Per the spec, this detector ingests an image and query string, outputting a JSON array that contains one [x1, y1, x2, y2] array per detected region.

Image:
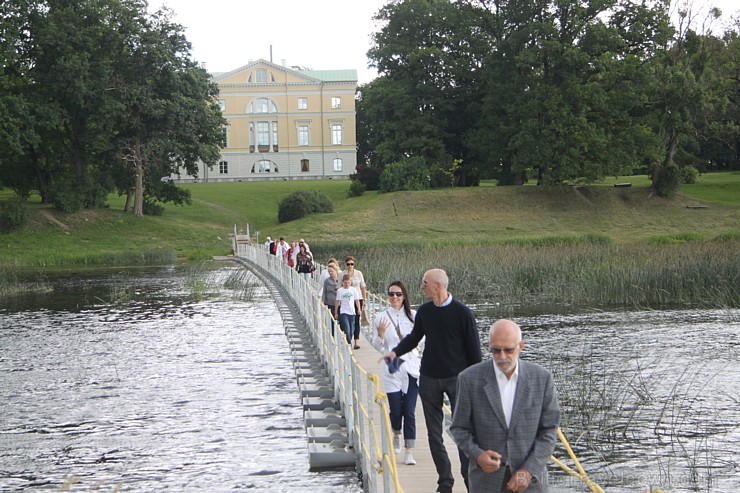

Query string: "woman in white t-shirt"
[[372, 280, 422, 466]]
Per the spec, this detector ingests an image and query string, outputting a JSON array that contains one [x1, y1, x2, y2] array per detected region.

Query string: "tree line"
[[355, 0, 739, 195], [0, 0, 225, 217]]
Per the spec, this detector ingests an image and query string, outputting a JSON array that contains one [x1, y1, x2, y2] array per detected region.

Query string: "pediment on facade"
[[214, 59, 321, 85]]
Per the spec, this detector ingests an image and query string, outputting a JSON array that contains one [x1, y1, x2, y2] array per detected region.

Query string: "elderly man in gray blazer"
[[451, 319, 560, 492]]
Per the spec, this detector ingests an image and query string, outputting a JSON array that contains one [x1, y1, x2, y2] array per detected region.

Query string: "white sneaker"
[[393, 434, 402, 454], [404, 450, 416, 465]]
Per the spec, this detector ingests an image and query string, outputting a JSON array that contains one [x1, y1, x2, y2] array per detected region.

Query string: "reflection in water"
[[477, 307, 740, 493], [0, 264, 361, 492]]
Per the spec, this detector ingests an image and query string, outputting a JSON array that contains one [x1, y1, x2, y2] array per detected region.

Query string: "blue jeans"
[[387, 376, 418, 447], [337, 313, 354, 344]]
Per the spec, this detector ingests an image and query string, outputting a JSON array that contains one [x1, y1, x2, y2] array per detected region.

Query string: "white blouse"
[[372, 307, 422, 393]]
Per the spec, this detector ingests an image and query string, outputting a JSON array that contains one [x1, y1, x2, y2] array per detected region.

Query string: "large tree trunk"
[[133, 161, 144, 217], [124, 189, 133, 212], [133, 137, 144, 217], [652, 128, 680, 193]]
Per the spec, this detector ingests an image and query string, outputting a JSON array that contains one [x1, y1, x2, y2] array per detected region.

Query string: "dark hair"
[[344, 255, 355, 264], [388, 280, 414, 323]]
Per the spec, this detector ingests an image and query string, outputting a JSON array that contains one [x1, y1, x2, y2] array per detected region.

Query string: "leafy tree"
[[646, 4, 735, 195], [366, 0, 489, 185], [0, 0, 224, 215], [110, 6, 224, 216]]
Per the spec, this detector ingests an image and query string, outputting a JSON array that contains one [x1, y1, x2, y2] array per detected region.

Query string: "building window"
[[221, 126, 228, 148], [256, 69, 268, 83], [218, 100, 226, 112], [331, 97, 341, 109], [251, 160, 278, 173], [249, 97, 277, 114], [298, 97, 307, 110], [333, 158, 343, 172], [301, 159, 309, 172], [257, 122, 270, 146], [331, 123, 343, 145], [219, 161, 228, 174], [298, 125, 309, 146]]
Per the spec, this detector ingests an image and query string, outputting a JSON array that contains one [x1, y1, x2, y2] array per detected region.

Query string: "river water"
[[476, 305, 740, 493], [1, 264, 738, 492], [0, 264, 360, 492]]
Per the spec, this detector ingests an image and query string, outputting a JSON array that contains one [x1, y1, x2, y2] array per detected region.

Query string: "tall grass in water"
[[3, 249, 177, 268], [312, 237, 739, 308], [184, 262, 259, 301], [0, 269, 51, 296]]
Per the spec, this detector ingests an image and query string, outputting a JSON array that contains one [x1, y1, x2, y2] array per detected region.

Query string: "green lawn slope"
[[1, 171, 739, 268]]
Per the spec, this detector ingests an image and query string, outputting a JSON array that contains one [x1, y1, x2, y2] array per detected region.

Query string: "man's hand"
[[476, 450, 501, 474], [506, 468, 532, 492]]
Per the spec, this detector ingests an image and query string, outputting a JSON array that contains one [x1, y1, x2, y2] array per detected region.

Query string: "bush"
[[652, 164, 680, 197], [349, 164, 383, 191], [347, 180, 366, 197], [277, 189, 333, 223], [49, 174, 110, 212], [142, 198, 165, 216], [679, 166, 700, 184], [379, 157, 432, 193], [0, 196, 29, 232]]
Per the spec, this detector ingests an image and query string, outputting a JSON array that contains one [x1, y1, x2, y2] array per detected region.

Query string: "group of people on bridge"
[[261, 241, 561, 493]]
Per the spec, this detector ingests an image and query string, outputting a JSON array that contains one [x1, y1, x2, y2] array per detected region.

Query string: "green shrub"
[[649, 232, 704, 244], [679, 166, 700, 184], [0, 196, 29, 232], [348, 180, 366, 197], [713, 231, 740, 242], [142, 198, 165, 216], [379, 157, 432, 193], [277, 189, 333, 223], [49, 174, 109, 212], [652, 164, 680, 197]]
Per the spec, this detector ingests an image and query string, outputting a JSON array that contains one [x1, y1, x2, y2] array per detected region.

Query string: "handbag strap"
[[386, 309, 403, 340]]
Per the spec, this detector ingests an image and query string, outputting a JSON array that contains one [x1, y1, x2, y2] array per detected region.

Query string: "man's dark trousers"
[[419, 374, 469, 491]]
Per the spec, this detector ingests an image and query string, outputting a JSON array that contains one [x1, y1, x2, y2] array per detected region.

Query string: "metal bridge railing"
[[235, 242, 403, 492]]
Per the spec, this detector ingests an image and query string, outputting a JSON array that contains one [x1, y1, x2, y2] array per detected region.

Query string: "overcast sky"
[[151, 0, 738, 85]]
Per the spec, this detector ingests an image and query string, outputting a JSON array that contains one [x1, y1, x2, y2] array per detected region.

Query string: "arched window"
[[251, 160, 279, 173], [247, 98, 278, 114]]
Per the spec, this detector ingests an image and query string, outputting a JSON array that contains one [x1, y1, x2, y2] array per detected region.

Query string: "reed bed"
[[0, 268, 51, 297], [0, 249, 177, 268], [312, 238, 740, 309]]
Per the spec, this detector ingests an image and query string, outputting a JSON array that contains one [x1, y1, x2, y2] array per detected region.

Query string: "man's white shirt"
[[493, 359, 519, 428]]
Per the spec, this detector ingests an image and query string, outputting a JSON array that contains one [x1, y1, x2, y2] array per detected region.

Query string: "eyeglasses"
[[491, 346, 518, 355], [387, 291, 404, 297], [345, 262, 354, 266]]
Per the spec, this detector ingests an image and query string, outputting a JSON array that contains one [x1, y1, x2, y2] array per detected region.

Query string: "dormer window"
[[247, 68, 276, 83]]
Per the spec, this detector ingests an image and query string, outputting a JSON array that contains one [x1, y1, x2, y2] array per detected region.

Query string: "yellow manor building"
[[180, 59, 358, 182]]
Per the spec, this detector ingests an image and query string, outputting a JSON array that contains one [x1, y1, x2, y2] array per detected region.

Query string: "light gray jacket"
[[451, 359, 560, 492]]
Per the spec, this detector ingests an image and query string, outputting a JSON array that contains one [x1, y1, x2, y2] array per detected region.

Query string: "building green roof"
[[298, 69, 358, 82]]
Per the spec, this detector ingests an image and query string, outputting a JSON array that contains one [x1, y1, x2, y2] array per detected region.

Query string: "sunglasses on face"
[[346, 262, 354, 266], [491, 346, 518, 355], [387, 291, 404, 297]]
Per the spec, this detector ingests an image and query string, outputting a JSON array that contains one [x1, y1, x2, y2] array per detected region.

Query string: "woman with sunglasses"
[[341, 256, 367, 349], [372, 281, 422, 466]]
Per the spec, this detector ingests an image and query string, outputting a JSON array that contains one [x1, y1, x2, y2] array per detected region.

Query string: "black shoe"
[[436, 486, 453, 493]]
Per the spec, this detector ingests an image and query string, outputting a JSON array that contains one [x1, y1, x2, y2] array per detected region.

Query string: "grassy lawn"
[[1, 171, 738, 268]]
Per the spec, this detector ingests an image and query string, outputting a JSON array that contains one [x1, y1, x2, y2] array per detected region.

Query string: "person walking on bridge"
[[388, 268, 482, 493], [450, 319, 559, 492]]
